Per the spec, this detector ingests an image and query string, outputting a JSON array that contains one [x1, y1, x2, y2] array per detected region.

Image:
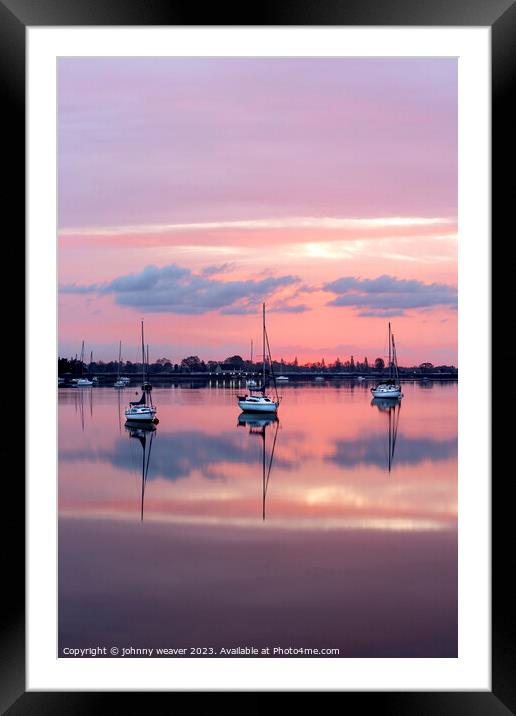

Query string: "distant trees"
[[221, 355, 245, 371], [180, 355, 207, 372], [57, 352, 457, 377]]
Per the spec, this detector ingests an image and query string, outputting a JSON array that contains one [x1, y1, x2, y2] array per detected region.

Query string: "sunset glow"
[[58, 58, 457, 365]]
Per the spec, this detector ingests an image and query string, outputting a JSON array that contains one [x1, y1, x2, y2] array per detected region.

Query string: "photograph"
[[6, 2, 508, 705], [57, 56, 459, 659]]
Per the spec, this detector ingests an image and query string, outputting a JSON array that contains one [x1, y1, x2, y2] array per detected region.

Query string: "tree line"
[[58, 355, 457, 376]]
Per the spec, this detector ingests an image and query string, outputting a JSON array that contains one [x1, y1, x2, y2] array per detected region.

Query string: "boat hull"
[[237, 399, 279, 413], [124, 407, 157, 421], [370, 384, 402, 399]]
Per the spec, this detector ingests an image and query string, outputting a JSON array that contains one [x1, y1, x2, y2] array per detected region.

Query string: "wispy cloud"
[[200, 262, 236, 277], [60, 215, 454, 237], [60, 263, 304, 315], [323, 274, 457, 317]]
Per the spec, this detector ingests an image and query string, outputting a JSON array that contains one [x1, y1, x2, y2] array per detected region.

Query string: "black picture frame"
[[5, 0, 513, 710]]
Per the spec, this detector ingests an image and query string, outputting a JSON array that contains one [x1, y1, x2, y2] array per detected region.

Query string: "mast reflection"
[[74, 387, 93, 432], [371, 398, 401, 473], [237, 412, 279, 521], [125, 422, 156, 521]]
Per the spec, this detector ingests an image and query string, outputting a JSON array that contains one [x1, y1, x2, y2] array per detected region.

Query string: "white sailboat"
[[237, 303, 281, 414], [371, 323, 403, 399], [114, 341, 126, 388], [73, 341, 94, 386], [125, 321, 158, 423]]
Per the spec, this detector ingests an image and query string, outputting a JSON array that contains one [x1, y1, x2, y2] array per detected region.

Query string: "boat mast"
[[117, 340, 122, 380], [250, 339, 253, 365], [141, 321, 145, 384], [81, 340, 85, 376], [262, 303, 266, 389], [388, 323, 392, 380]]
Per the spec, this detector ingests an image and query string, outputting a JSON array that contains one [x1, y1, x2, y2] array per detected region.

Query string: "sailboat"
[[73, 340, 94, 386], [238, 412, 279, 520], [371, 397, 401, 473], [124, 321, 158, 422], [237, 303, 281, 413], [114, 341, 126, 388], [126, 422, 156, 521], [371, 323, 403, 399]]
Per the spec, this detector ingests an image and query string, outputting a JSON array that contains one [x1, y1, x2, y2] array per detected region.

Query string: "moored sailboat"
[[246, 339, 258, 387], [73, 341, 94, 386], [237, 303, 281, 414], [125, 321, 158, 423], [114, 340, 126, 388], [371, 323, 403, 399]]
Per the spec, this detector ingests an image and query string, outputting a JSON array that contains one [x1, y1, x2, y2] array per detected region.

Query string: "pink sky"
[[58, 58, 457, 365]]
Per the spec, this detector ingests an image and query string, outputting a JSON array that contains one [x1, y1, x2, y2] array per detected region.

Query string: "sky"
[[58, 58, 457, 366]]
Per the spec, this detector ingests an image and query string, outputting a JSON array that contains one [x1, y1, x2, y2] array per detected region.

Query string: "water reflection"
[[73, 387, 93, 431], [237, 413, 279, 521], [125, 422, 156, 521], [59, 384, 458, 656], [371, 398, 401, 473], [59, 384, 458, 529]]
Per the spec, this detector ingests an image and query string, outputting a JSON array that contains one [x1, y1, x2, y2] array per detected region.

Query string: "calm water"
[[59, 381, 457, 657]]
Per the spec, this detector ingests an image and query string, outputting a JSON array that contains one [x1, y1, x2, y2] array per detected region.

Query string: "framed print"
[[4, 0, 513, 709]]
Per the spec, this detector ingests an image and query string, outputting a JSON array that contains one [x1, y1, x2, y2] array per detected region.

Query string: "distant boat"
[[371, 323, 403, 400], [276, 375, 289, 382], [357, 376, 366, 382], [114, 340, 125, 388], [314, 376, 324, 382], [237, 303, 281, 414], [72, 341, 93, 386], [246, 338, 259, 387], [125, 321, 158, 422], [74, 378, 94, 386]]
